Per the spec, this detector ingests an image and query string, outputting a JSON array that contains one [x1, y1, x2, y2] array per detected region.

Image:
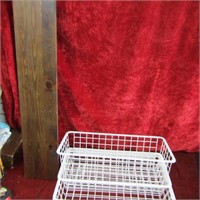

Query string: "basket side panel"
[[53, 181, 175, 200], [71, 132, 164, 152]]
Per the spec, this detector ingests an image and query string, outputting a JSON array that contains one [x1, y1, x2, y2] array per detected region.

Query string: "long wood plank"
[[13, 0, 58, 179]]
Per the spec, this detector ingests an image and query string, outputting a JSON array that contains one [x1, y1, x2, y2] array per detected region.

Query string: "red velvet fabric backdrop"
[[1, 1, 20, 128], [1, 1, 199, 152]]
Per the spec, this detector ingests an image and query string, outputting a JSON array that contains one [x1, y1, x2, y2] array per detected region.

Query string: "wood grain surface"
[[13, 0, 58, 179]]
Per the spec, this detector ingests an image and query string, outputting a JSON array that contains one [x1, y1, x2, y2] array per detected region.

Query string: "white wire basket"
[[53, 180, 176, 200], [54, 131, 176, 200], [57, 131, 175, 172], [57, 152, 171, 186]]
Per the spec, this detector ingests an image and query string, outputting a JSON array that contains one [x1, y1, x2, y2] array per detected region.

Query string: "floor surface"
[[2, 152, 199, 199]]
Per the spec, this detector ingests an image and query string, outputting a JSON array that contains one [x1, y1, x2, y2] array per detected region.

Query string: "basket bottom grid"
[[53, 180, 175, 200]]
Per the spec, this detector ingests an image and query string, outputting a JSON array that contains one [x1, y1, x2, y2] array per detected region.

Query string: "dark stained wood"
[[1, 129, 22, 169], [13, 0, 58, 179]]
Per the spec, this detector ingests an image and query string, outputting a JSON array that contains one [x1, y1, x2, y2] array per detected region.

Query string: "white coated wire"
[[54, 131, 176, 200], [53, 180, 176, 200]]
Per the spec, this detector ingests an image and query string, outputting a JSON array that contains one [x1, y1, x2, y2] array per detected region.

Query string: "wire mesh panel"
[[54, 131, 176, 200], [58, 153, 171, 187], [53, 180, 176, 200], [57, 131, 175, 172]]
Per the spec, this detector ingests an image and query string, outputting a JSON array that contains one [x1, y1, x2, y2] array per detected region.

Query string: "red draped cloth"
[[1, 1, 20, 128], [1, 1, 199, 152]]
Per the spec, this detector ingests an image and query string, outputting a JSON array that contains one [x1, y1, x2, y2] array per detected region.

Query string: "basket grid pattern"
[[54, 180, 175, 200], [58, 132, 175, 172], [54, 131, 176, 200], [59, 153, 170, 187]]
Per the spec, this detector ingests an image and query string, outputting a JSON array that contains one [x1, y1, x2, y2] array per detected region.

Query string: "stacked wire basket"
[[53, 131, 176, 200]]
